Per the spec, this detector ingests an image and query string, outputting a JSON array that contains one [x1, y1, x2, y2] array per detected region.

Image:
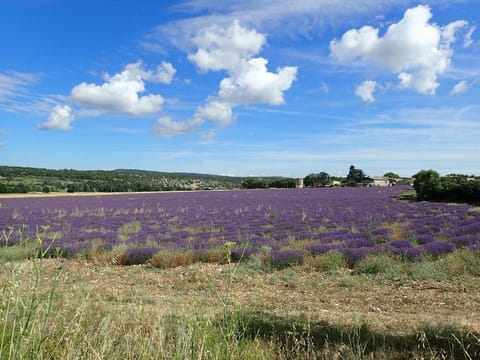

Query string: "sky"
[[0, 0, 479, 178]]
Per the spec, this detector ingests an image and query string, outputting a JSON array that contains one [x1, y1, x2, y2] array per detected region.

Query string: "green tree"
[[413, 170, 441, 201], [384, 172, 400, 185], [0, 183, 8, 193], [13, 183, 28, 193], [384, 172, 400, 179], [345, 165, 366, 186], [304, 172, 331, 187], [241, 178, 268, 189]]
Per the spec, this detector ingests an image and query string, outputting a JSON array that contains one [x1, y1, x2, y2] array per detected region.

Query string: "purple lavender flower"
[[119, 247, 161, 265], [450, 235, 477, 248], [230, 247, 260, 261], [305, 243, 336, 255], [0, 185, 476, 262], [461, 221, 480, 234], [423, 241, 455, 258], [269, 249, 305, 268], [415, 234, 435, 244], [388, 239, 412, 249], [389, 247, 423, 260], [339, 247, 370, 265]]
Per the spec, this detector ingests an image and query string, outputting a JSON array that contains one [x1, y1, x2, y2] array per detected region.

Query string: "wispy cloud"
[[0, 71, 68, 117], [149, 0, 472, 50], [451, 80, 469, 94], [0, 71, 39, 101]]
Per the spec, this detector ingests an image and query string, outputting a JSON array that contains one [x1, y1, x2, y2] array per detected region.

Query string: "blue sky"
[[1, 0, 479, 178]]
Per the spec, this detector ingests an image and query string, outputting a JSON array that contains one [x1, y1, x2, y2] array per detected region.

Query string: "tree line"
[[413, 170, 480, 203]]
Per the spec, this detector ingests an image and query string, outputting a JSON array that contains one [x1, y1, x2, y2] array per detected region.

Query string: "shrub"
[[194, 248, 226, 263], [440, 250, 480, 277], [410, 261, 447, 281], [269, 249, 305, 269], [118, 247, 160, 265], [308, 251, 348, 272], [354, 254, 402, 277], [150, 250, 196, 269]]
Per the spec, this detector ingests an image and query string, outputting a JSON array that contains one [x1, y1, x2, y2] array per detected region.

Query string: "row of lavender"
[[1, 187, 479, 262]]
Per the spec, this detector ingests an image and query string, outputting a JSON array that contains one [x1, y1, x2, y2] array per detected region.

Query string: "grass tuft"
[[150, 250, 197, 269], [304, 251, 348, 273]]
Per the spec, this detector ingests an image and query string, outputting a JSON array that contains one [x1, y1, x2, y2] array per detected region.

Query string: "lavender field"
[[1, 187, 480, 265]]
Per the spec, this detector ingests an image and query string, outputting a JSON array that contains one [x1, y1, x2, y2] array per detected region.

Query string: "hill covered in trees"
[[0, 166, 300, 194], [0, 166, 247, 193]]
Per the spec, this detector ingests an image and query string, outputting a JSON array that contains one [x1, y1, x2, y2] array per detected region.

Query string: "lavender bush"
[[269, 249, 305, 268], [118, 247, 161, 265]]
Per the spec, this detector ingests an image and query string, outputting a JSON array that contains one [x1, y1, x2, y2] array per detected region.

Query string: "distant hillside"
[[0, 165, 297, 194], [113, 169, 229, 178], [0, 165, 245, 193]]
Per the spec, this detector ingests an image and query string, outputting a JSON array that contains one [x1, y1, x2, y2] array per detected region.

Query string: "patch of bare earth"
[[5, 259, 480, 335]]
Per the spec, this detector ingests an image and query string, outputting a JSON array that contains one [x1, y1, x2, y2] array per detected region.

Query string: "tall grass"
[[2, 231, 480, 359], [2, 256, 480, 359]]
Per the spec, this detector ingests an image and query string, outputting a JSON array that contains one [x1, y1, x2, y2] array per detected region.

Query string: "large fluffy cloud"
[[159, 20, 297, 133], [37, 105, 75, 131], [330, 5, 468, 95], [70, 61, 175, 115], [188, 20, 266, 73]]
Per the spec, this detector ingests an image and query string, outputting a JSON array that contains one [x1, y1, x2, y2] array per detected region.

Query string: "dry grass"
[[4, 258, 479, 336], [2, 257, 480, 358]]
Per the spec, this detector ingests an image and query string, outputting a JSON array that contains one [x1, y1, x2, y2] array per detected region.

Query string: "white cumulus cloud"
[[355, 80, 377, 102], [330, 5, 468, 95], [37, 105, 75, 131], [181, 21, 297, 127], [451, 80, 468, 94], [145, 61, 177, 84], [188, 20, 266, 73], [71, 61, 175, 115], [195, 100, 233, 125]]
